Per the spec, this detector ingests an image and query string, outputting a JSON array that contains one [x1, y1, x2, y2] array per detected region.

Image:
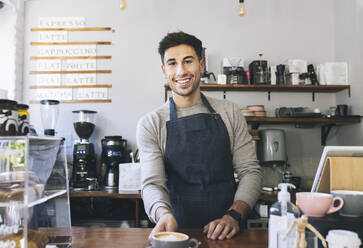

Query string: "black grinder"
[[101, 136, 128, 189]]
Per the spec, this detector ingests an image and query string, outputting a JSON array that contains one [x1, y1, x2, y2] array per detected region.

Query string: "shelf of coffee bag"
[[163, 84, 350, 101]]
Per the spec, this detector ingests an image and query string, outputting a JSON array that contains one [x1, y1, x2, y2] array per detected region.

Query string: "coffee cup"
[[152, 232, 199, 248], [296, 192, 344, 217]]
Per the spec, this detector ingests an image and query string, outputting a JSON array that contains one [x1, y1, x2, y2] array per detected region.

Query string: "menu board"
[[29, 16, 112, 103]]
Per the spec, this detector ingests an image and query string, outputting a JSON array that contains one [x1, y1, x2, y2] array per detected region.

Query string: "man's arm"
[[203, 101, 262, 240], [136, 115, 174, 223]]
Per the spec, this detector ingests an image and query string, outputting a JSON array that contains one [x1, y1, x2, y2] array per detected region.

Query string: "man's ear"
[[161, 64, 166, 78], [200, 58, 205, 73]]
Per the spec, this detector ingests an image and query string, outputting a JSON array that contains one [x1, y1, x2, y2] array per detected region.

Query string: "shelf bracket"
[[223, 90, 226, 99], [348, 87, 351, 98], [268, 91, 271, 101], [321, 124, 335, 146], [312, 91, 315, 102]]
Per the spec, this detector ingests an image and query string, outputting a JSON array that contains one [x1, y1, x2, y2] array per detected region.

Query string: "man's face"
[[162, 44, 204, 98]]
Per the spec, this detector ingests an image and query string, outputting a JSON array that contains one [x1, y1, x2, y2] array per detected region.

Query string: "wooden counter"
[[71, 227, 267, 248]]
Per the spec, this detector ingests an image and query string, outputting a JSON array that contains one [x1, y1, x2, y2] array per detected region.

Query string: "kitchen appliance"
[[275, 107, 322, 118], [0, 99, 18, 136], [101, 136, 128, 188], [222, 57, 248, 84], [257, 129, 287, 164], [200, 47, 216, 84], [40, 99, 59, 136], [275, 64, 286, 85], [249, 54, 270, 84], [71, 110, 97, 190], [17, 104, 29, 135]]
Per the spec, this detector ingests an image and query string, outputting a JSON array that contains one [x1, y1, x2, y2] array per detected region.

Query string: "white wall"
[[0, 0, 24, 100], [21, 0, 360, 188]]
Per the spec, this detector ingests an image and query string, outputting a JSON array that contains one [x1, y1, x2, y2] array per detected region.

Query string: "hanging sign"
[[34, 88, 73, 100], [36, 74, 61, 86], [38, 31, 68, 42], [38, 17, 86, 28], [73, 88, 108, 100], [62, 59, 97, 71], [63, 74, 97, 85], [37, 45, 97, 57]]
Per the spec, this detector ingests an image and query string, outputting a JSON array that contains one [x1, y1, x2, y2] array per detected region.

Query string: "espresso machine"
[[101, 136, 128, 189], [71, 110, 97, 190]]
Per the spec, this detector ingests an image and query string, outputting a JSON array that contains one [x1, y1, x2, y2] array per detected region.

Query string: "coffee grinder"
[[71, 110, 97, 190], [101, 136, 128, 189]]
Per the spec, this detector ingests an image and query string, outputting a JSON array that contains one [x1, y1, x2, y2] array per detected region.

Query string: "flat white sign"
[[63, 74, 97, 85], [36, 59, 61, 71], [38, 31, 68, 42], [38, 17, 86, 28], [62, 59, 97, 71], [36, 74, 61, 85], [34, 88, 72, 100], [73, 88, 108, 100], [37, 45, 97, 57]]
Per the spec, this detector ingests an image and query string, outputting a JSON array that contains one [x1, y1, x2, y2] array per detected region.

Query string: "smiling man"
[[136, 31, 262, 241]]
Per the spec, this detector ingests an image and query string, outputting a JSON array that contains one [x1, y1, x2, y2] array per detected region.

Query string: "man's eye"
[[168, 62, 176, 66], [184, 60, 192, 64]]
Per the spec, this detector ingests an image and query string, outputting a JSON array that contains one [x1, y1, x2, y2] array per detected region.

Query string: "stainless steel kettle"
[[257, 129, 287, 164]]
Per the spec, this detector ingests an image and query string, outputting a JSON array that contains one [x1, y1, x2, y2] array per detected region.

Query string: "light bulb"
[[120, 0, 127, 10], [238, 1, 245, 16]]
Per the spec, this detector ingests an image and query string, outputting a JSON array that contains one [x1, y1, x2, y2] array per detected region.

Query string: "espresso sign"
[[63, 74, 97, 85], [74, 88, 108, 100], [38, 31, 68, 42], [34, 88, 73, 100], [38, 17, 86, 28], [37, 45, 97, 57]]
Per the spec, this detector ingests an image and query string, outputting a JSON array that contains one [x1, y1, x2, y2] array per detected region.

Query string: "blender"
[[71, 110, 97, 190], [40, 99, 59, 136]]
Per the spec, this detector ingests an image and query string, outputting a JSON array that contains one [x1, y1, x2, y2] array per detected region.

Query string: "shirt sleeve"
[[230, 103, 263, 209], [136, 115, 172, 223]]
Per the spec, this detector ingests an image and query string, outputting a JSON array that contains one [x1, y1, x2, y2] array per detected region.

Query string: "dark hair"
[[158, 31, 203, 63]]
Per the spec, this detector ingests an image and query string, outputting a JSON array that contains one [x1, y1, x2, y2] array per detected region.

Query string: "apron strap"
[[169, 93, 217, 121]]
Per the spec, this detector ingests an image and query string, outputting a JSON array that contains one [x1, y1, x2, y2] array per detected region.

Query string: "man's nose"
[[176, 63, 186, 75]]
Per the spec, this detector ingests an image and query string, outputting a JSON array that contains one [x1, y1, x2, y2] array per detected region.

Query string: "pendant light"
[[120, 0, 127, 10], [238, 0, 245, 16]]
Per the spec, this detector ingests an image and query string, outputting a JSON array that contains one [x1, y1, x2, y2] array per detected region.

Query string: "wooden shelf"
[[30, 70, 112, 74], [30, 99, 111, 104], [246, 116, 361, 146], [30, 27, 112, 31], [30, 41, 111, 46], [245, 116, 361, 125], [163, 83, 351, 101], [30, 56, 112, 60], [30, 84, 112, 89]]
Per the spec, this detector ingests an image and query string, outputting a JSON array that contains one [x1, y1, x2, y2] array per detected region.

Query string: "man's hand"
[[148, 212, 178, 241], [202, 215, 240, 240]]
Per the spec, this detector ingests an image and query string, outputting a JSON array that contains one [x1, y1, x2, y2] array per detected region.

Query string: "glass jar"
[[0, 99, 19, 136]]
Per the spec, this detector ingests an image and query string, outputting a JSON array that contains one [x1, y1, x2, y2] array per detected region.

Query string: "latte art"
[[154, 233, 187, 241]]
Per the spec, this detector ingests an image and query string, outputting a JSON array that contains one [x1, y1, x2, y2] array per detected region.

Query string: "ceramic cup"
[[152, 232, 199, 248], [331, 190, 363, 217], [296, 192, 344, 217]]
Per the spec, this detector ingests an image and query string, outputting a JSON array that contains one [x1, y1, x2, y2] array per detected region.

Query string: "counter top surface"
[[71, 227, 267, 248]]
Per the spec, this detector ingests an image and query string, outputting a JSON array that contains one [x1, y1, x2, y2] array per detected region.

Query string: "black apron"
[[165, 93, 236, 228]]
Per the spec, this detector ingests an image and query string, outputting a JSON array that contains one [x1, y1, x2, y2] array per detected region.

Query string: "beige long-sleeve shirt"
[[136, 95, 262, 223]]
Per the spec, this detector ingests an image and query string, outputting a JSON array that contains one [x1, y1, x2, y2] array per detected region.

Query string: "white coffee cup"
[[152, 232, 199, 248], [326, 230, 361, 248], [217, 74, 227, 84]]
